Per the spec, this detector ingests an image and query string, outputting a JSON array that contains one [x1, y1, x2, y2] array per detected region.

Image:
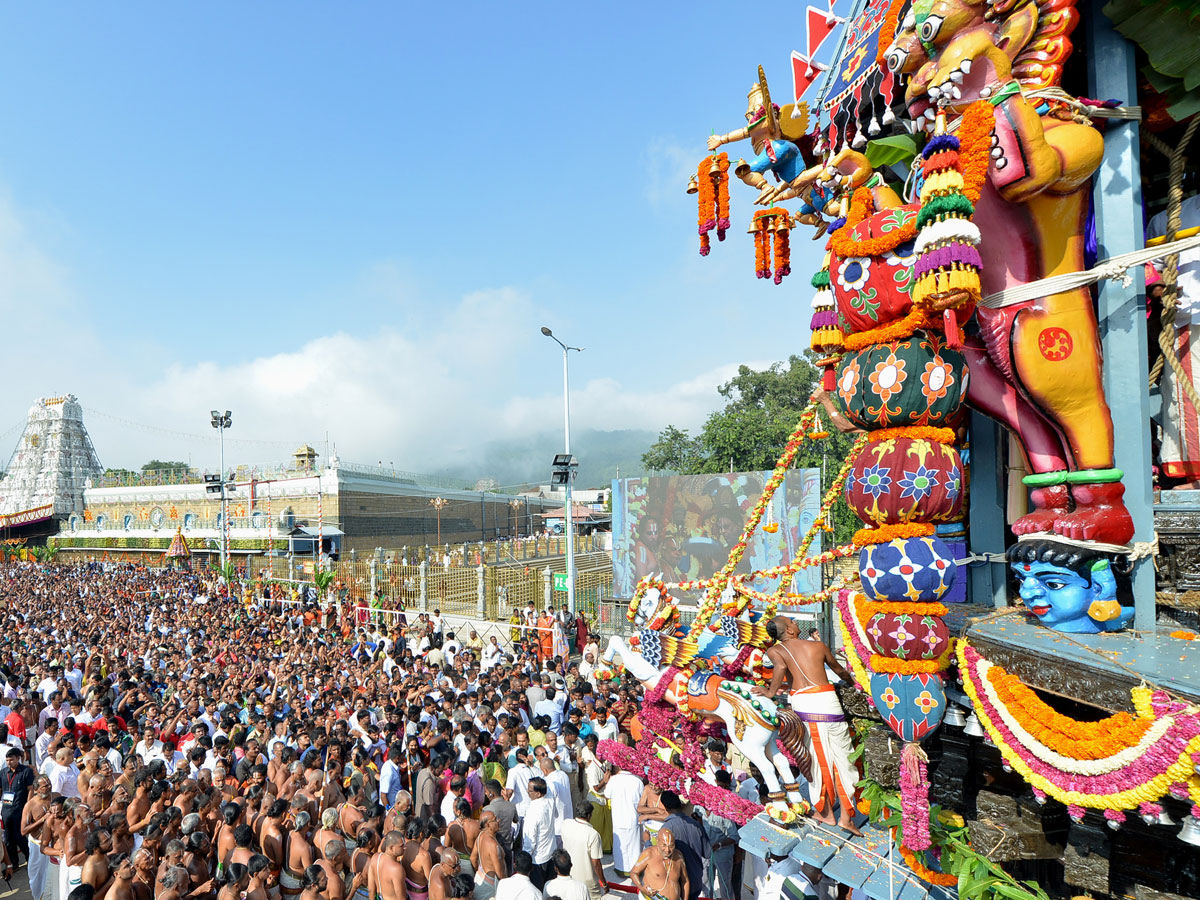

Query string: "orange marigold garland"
[[876, 0, 908, 68], [853, 522, 937, 546], [842, 307, 934, 351], [830, 188, 917, 259], [752, 208, 792, 283], [870, 653, 951, 675], [866, 425, 957, 444], [900, 847, 958, 887], [697, 153, 730, 256]]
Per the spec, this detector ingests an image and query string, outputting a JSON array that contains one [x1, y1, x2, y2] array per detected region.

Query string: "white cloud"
[[643, 136, 699, 212]]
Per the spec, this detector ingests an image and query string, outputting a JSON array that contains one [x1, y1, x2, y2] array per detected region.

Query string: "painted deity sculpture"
[[872, 0, 1134, 547], [1006, 539, 1131, 633]]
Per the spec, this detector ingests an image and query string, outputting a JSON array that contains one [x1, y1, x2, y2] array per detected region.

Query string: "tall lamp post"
[[541, 326, 583, 615], [430, 497, 448, 548], [210, 410, 232, 572], [509, 499, 522, 537]]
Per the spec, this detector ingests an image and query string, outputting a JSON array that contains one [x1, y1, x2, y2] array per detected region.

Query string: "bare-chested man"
[[23, 776, 53, 900], [401, 819, 431, 900], [312, 809, 342, 863], [108, 854, 138, 900], [81, 829, 114, 896], [133, 847, 158, 900], [281, 810, 315, 899], [427, 848, 459, 900], [259, 798, 289, 887], [215, 804, 241, 873], [367, 831, 408, 900], [317, 840, 352, 900], [469, 811, 505, 900], [446, 798, 479, 875], [630, 828, 687, 900], [753, 615, 861, 834]]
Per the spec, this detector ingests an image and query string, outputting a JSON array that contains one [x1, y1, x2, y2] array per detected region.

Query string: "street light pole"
[[430, 497, 447, 548], [210, 410, 232, 573], [541, 326, 583, 616]]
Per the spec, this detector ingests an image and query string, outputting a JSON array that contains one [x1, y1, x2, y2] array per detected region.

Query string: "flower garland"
[[870, 653, 949, 674], [856, 597, 949, 619], [842, 307, 936, 351], [837, 589, 874, 691], [984, 663, 1152, 759], [853, 522, 937, 546], [876, 0, 908, 68], [754, 220, 770, 278], [774, 213, 791, 284], [900, 846, 958, 887], [829, 189, 918, 259], [955, 101, 995, 205], [689, 406, 819, 637], [900, 742, 932, 849], [867, 425, 957, 445], [958, 641, 1200, 810], [697, 153, 731, 256]]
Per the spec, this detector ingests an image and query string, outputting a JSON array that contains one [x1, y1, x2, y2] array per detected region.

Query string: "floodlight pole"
[[541, 327, 582, 616]]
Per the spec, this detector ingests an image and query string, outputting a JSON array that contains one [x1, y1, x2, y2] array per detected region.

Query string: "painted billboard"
[[611, 470, 822, 602]]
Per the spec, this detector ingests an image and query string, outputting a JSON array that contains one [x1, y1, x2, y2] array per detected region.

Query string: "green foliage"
[[103, 467, 137, 479], [641, 354, 859, 543], [857, 776, 1050, 900], [641, 426, 705, 474], [865, 133, 922, 169], [142, 460, 190, 472], [314, 568, 337, 594]]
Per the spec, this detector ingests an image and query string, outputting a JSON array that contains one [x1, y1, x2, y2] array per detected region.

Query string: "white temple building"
[[0, 395, 102, 528]]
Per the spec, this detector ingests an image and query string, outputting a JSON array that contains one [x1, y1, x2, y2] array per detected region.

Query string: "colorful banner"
[[610, 470, 822, 601], [0, 504, 54, 529]]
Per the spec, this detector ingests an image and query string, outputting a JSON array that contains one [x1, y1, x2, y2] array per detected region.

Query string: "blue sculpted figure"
[[1006, 539, 1132, 634]]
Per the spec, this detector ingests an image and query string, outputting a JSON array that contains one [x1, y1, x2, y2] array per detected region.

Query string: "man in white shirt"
[[495, 851, 542, 900], [559, 802, 606, 900], [135, 728, 165, 764], [504, 748, 535, 817], [34, 718, 58, 771], [48, 747, 80, 799], [537, 757, 572, 835], [533, 688, 563, 735], [521, 778, 556, 888], [541, 850, 589, 900]]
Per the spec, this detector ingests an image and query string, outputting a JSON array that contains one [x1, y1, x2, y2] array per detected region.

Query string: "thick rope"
[[1147, 116, 1200, 425], [978, 232, 1200, 309]]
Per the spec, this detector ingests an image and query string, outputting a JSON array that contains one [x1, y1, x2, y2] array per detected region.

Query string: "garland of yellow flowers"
[[763, 431, 869, 610], [853, 522, 936, 546], [842, 307, 936, 351], [837, 590, 874, 691], [957, 640, 1200, 809], [688, 405, 818, 638], [856, 598, 949, 618], [867, 425, 956, 444]]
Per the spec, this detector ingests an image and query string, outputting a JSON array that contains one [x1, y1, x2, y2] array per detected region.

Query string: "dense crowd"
[[0, 560, 770, 900]]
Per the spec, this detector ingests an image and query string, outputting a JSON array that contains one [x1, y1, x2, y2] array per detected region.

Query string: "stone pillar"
[[477, 564, 486, 617], [543, 566, 552, 609], [419, 561, 428, 612]]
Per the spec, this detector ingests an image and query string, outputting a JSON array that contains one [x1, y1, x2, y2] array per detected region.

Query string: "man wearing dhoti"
[[753, 616, 861, 834]]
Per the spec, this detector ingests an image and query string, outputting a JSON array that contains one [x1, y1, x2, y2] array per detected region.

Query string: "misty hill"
[[435, 428, 655, 491]]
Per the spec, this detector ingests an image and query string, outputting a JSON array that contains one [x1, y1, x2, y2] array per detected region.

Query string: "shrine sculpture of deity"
[[1006, 539, 1131, 633]]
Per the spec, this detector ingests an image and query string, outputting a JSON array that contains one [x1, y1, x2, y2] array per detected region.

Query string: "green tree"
[[642, 353, 859, 543], [142, 460, 189, 472], [640, 425, 706, 473]]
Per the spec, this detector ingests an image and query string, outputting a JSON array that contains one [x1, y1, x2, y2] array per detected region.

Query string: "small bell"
[[774, 215, 790, 233], [709, 157, 723, 181], [686, 175, 699, 195], [1180, 816, 1200, 846], [747, 219, 759, 234], [943, 704, 967, 728], [963, 712, 985, 737]]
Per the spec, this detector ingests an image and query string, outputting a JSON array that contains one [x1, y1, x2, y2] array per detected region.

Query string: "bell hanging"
[[687, 175, 699, 195], [1179, 815, 1200, 846], [943, 704, 967, 728], [963, 712, 985, 737], [709, 157, 723, 181]]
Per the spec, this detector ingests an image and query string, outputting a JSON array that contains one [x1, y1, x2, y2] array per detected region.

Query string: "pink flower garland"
[[900, 742, 931, 850], [962, 645, 1200, 802]]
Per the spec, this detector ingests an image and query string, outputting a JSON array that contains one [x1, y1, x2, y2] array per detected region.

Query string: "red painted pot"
[[866, 611, 950, 660], [845, 438, 964, 527]]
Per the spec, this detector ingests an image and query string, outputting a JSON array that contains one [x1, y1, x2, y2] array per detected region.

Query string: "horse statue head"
[[628, 575, 680, 633]]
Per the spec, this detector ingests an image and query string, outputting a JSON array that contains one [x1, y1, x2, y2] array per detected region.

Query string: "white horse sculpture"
[[600, 584, 811, 818]]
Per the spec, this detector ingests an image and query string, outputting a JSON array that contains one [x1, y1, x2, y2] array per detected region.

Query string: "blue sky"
[[0, 3, 831, 480]]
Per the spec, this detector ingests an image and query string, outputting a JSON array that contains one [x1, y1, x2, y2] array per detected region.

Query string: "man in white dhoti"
[[601, 761, 644, 877]]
